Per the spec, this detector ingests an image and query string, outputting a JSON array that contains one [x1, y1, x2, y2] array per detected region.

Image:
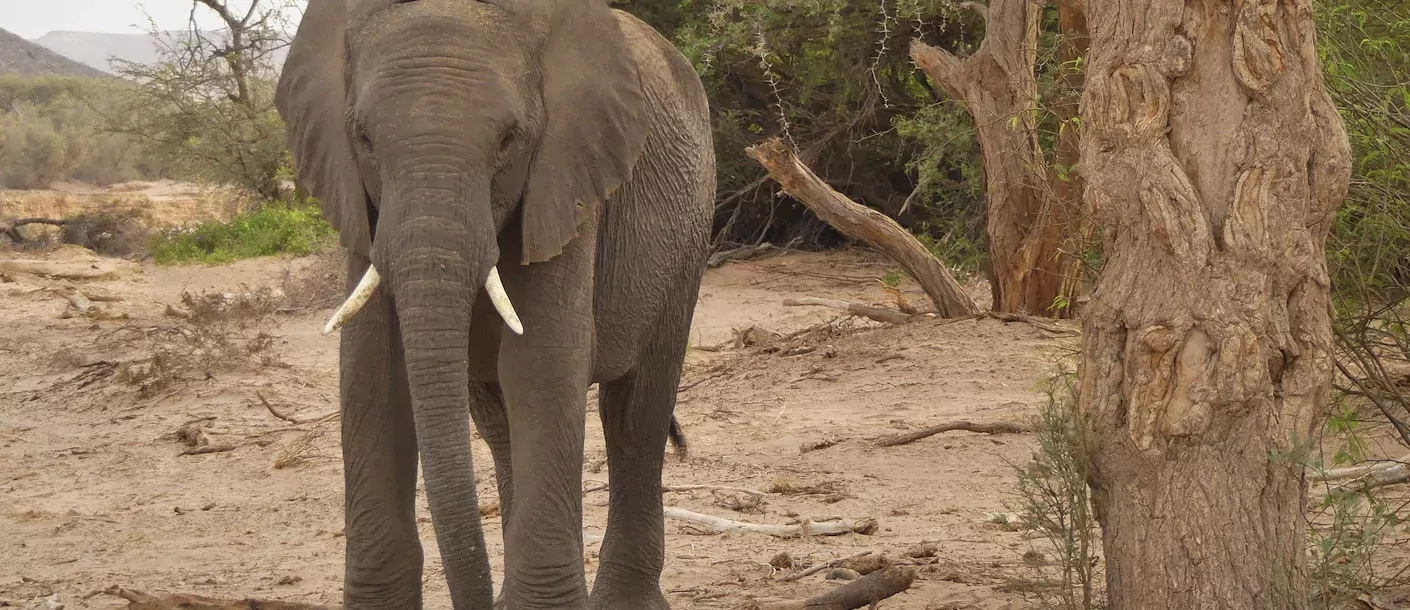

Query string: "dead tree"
[[746, 138, 978, 318], [1077, 1, 1352, 607], [909, 0, 1085, 317]]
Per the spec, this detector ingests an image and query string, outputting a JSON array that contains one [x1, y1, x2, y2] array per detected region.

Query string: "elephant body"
[[275, 1, 715, 608]]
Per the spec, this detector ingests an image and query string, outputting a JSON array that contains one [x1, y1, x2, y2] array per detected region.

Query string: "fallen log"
[[750, 566, 916, 609], [746, 138, 977, 318], [783, 298, 915, 324], [871, 420, 1028, 447], [664, 507, 876, 538], [103, 586, 339, 610]]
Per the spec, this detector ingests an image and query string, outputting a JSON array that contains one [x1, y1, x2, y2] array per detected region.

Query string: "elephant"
[[273, 0, 716, 608]]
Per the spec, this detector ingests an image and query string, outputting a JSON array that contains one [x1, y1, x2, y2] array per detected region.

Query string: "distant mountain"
[[0, 26, 109, 78], [29, 29, 290, 75], [30, 30, 170, 74]]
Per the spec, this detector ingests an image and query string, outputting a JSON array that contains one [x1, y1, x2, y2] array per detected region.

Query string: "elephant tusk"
[[485, 266, 524, 335], [323, 265, 381, 335]]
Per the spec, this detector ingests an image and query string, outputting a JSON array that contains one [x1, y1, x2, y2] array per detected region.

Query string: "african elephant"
[[273, 0, 715, 608]]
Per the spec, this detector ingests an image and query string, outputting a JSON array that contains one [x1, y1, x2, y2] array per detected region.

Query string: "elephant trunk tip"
[[322, 264, 524, 336]]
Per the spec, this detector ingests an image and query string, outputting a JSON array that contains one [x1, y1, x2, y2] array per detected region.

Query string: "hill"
[[30, 30, 168, 74], [29, 29, 290, 75], [0, 26, 108, 78]]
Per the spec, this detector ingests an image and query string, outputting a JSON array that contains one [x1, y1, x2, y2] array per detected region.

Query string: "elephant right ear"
[[276, 0, 372, 256]]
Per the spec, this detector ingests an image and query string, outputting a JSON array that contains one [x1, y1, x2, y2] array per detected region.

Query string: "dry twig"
[[777, 550, 875, 582], [871, 420, 1027, 447], [782, 298, 917, 324], [664, 507, 876, 537], [103, 586, 337, 609]]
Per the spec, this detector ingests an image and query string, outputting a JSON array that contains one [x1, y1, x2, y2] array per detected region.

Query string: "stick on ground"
[[778, 550, 875, 582], [752, 566, 917, 609], [745, 138, 977, 318], [103, 586, 338, 609], [664, 507, 876, 537], [783, 298, 915, 324], [871, 420, 1027, 447]]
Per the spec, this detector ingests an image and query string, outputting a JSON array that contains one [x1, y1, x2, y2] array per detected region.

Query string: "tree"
[[909, 0, 1087, 318], [1076, 1, 1352, 607], [106, 0, 294, 204]]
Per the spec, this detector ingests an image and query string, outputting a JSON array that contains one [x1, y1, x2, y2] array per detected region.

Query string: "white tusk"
[[323, 265, 381, 335], [484, 266, 524, 335]]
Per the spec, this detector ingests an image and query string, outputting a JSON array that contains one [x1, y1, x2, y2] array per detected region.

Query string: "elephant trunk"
[[384, 177, 498, 608]]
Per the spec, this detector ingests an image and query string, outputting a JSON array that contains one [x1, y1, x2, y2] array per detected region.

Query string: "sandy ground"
[[2, 181, 241, 228], [0, 240, 1085, 609]]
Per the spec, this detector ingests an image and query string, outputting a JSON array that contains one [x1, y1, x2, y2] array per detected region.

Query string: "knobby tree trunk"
[[909, 0, 1081, 318], [1077, 0, 1352, 607]]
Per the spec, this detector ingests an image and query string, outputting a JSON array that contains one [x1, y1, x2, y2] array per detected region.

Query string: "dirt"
[[0, 241, 1084, 609], [2, 181, 241, 229]]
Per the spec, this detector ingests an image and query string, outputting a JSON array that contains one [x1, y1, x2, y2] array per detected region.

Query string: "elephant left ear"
[[519, 3, 647, 265]]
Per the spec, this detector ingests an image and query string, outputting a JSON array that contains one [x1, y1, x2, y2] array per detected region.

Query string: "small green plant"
[[1011, 369, 1104, 610], [880, 269, 904, 288], [151, 201, 335, 265]]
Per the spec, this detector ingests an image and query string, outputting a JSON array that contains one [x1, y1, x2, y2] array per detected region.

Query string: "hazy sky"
[[1, 0, 304, 39]]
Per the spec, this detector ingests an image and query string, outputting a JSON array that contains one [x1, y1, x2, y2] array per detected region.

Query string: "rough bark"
[[1077, 0, 1352, 607], [909, 0, 1080, 317], [746, 138, 978, 318]]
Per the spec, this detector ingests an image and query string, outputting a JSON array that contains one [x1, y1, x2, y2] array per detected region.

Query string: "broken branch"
[[751, 566, 916, 610], [745, 138, 977, 318], [258, 392, 338, 425], [664, 507, 876, 538], [778, 550, 875, 582], [871, 420, 1027, 447], [783, 297, 916, 324], [103, 586, 338, 610]]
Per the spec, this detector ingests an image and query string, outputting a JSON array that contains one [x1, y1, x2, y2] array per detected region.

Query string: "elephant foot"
[[589, 589, 671, 610]]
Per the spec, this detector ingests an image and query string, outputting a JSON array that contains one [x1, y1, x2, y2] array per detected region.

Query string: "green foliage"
[[0, 76, 170, 188], [105, 4, 294, 204], [150, 201, 335, 265], [630, 0, 988, 250], [1012, 369, 1103, 610]]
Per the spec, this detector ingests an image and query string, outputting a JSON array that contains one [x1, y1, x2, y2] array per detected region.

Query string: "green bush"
[[151, 202, 336, 265], [0, 75, 170, 188]]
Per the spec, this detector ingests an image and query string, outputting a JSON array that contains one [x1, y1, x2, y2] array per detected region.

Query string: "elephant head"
[[275, 0, 648, 603]]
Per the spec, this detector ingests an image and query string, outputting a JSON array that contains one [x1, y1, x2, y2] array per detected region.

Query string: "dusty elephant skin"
[[274, 1, 715, 608]]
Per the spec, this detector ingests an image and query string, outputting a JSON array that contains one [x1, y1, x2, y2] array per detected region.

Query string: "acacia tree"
[[107, 0, 294, 204], [909, 0, 1088, 318], [1076, 0, 1351, 606]]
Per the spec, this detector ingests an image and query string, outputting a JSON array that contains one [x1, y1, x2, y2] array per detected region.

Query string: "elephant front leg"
[[466, 382, 514, 609], [496, 255, 595, 609], [339, 255, 424, 610]]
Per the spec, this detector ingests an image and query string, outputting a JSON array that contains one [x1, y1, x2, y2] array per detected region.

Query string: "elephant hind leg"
[[590, 298, 698, 610]]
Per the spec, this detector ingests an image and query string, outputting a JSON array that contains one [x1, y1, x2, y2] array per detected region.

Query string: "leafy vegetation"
[[0, 76, 171, 188], [150, 200, 335, 265]]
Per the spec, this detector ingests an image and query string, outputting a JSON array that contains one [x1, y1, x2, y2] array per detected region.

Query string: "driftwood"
[[871, 420, 1027, 447], [782, 298, 916, 324], [1, 217, 69, 241], [750, 567, 917, 610], [0, 258, 138, 280], [745, 138, 977, 318], [103, 586, 339, 610], [664, 507, 877, 538], [778, 550, 875, 582], [1315, 454, 1410, 481]]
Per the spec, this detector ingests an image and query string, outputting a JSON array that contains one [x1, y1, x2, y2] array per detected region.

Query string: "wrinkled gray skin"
[[274, 0, 714, 608]]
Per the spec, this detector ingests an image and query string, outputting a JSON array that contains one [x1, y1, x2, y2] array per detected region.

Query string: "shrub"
[[150, 201, 335, 265]]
